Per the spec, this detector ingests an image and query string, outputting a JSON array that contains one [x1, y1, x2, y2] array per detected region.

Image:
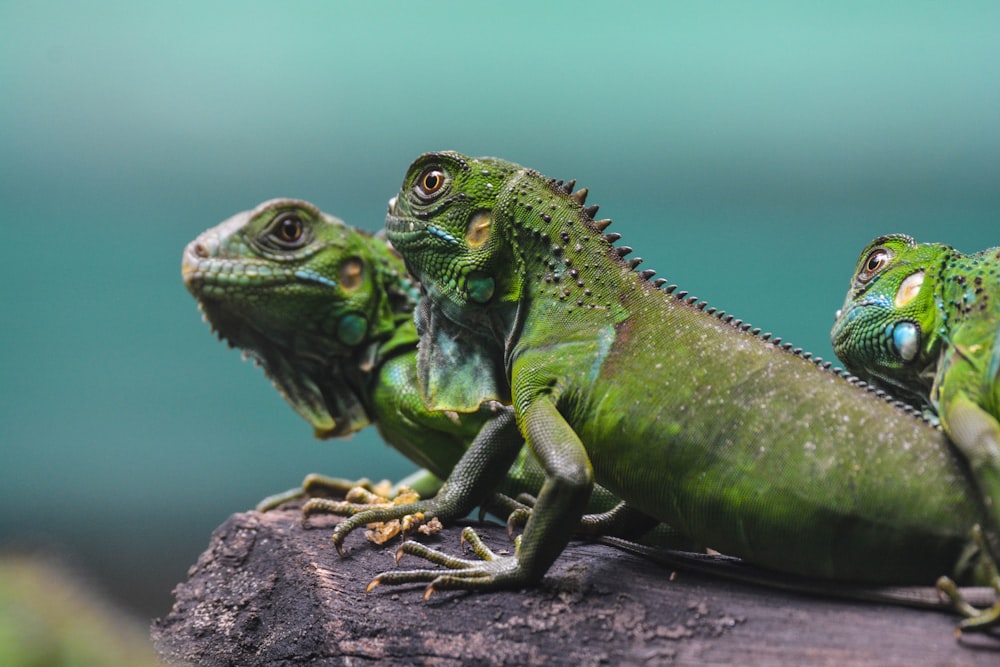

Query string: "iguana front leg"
[[369, 395, 593, 594], [315, 409, 525, 555], [935, 393, 1000, 629], [936, 525, 1000, 630]]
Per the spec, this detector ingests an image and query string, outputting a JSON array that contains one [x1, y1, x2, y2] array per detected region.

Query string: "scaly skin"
[[832, 234, 1000, 628], [181, 198, 662, 545], [378, 151, 996, 630]]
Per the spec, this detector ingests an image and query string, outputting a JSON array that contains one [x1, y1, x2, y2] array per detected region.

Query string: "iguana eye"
[[414, 167, 447, 200], [270, 213, 305, 247], [859, 249, 889, 283]]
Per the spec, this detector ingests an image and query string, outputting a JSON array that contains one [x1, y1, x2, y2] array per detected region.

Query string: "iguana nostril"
[[193, 242, 210, 258]]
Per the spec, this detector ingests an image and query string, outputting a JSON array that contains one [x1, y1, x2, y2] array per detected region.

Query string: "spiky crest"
[[386, 152, 935, 424], [563, 185, 938, 424]]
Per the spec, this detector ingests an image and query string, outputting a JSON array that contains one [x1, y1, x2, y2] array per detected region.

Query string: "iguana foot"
[[255, 474, 380, 512], [504, 497, 667, 544], [317, 491, 473, 555], [303, 486, 443, 553], [936, 577, 1000, 632], [367, 527, 528, 598], [935, 525, 1000, 632], [301, 481, 419, 518]]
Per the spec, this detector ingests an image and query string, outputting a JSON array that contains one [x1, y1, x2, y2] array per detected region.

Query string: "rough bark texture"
[[153, 506, 1000, 666]]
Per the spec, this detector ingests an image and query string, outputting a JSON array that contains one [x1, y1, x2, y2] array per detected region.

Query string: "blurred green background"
[[2, 1, 998, 625]]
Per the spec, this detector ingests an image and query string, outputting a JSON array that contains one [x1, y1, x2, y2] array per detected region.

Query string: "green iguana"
[[181, 199, 996, 619], [358, 151, 999, 631], [832, 234, 1000, 626], [181, 198, 661, 540]]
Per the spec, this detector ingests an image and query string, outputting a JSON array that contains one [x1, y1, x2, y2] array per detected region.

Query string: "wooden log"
[[152, 506, 999, 666]]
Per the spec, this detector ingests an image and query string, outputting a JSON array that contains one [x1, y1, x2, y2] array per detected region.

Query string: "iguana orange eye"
[[859, 249, 889, 282], [414, 167, 447, 200], [271, 213, 305, 246]]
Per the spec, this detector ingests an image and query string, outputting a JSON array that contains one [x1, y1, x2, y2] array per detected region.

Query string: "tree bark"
[[152, 506, 999, 666]]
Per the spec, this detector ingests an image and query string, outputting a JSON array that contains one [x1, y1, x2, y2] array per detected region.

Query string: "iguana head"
[[385, 151, 625, 314], [385, 151, 631, 412], [831, 233, 951, 407], [384, 152, 523, 316], [182, 198, 417, 438]]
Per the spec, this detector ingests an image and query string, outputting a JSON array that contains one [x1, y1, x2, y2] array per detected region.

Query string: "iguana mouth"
[[830, 294, 891, 347], [182, 244, 308, 293], [384, 209, 426, 252]]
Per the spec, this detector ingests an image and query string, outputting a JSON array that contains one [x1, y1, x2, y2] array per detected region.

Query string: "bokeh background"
[[2, 0, 998, 628]]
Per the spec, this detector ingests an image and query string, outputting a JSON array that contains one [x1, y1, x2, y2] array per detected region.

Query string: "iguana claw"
[[362, 528, 526, 596], [506, 509, 530, 537], [937, 576, 1000, 632]]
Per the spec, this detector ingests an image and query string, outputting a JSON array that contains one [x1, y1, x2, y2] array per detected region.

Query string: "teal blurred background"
[[2, 1, 998, 622]]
